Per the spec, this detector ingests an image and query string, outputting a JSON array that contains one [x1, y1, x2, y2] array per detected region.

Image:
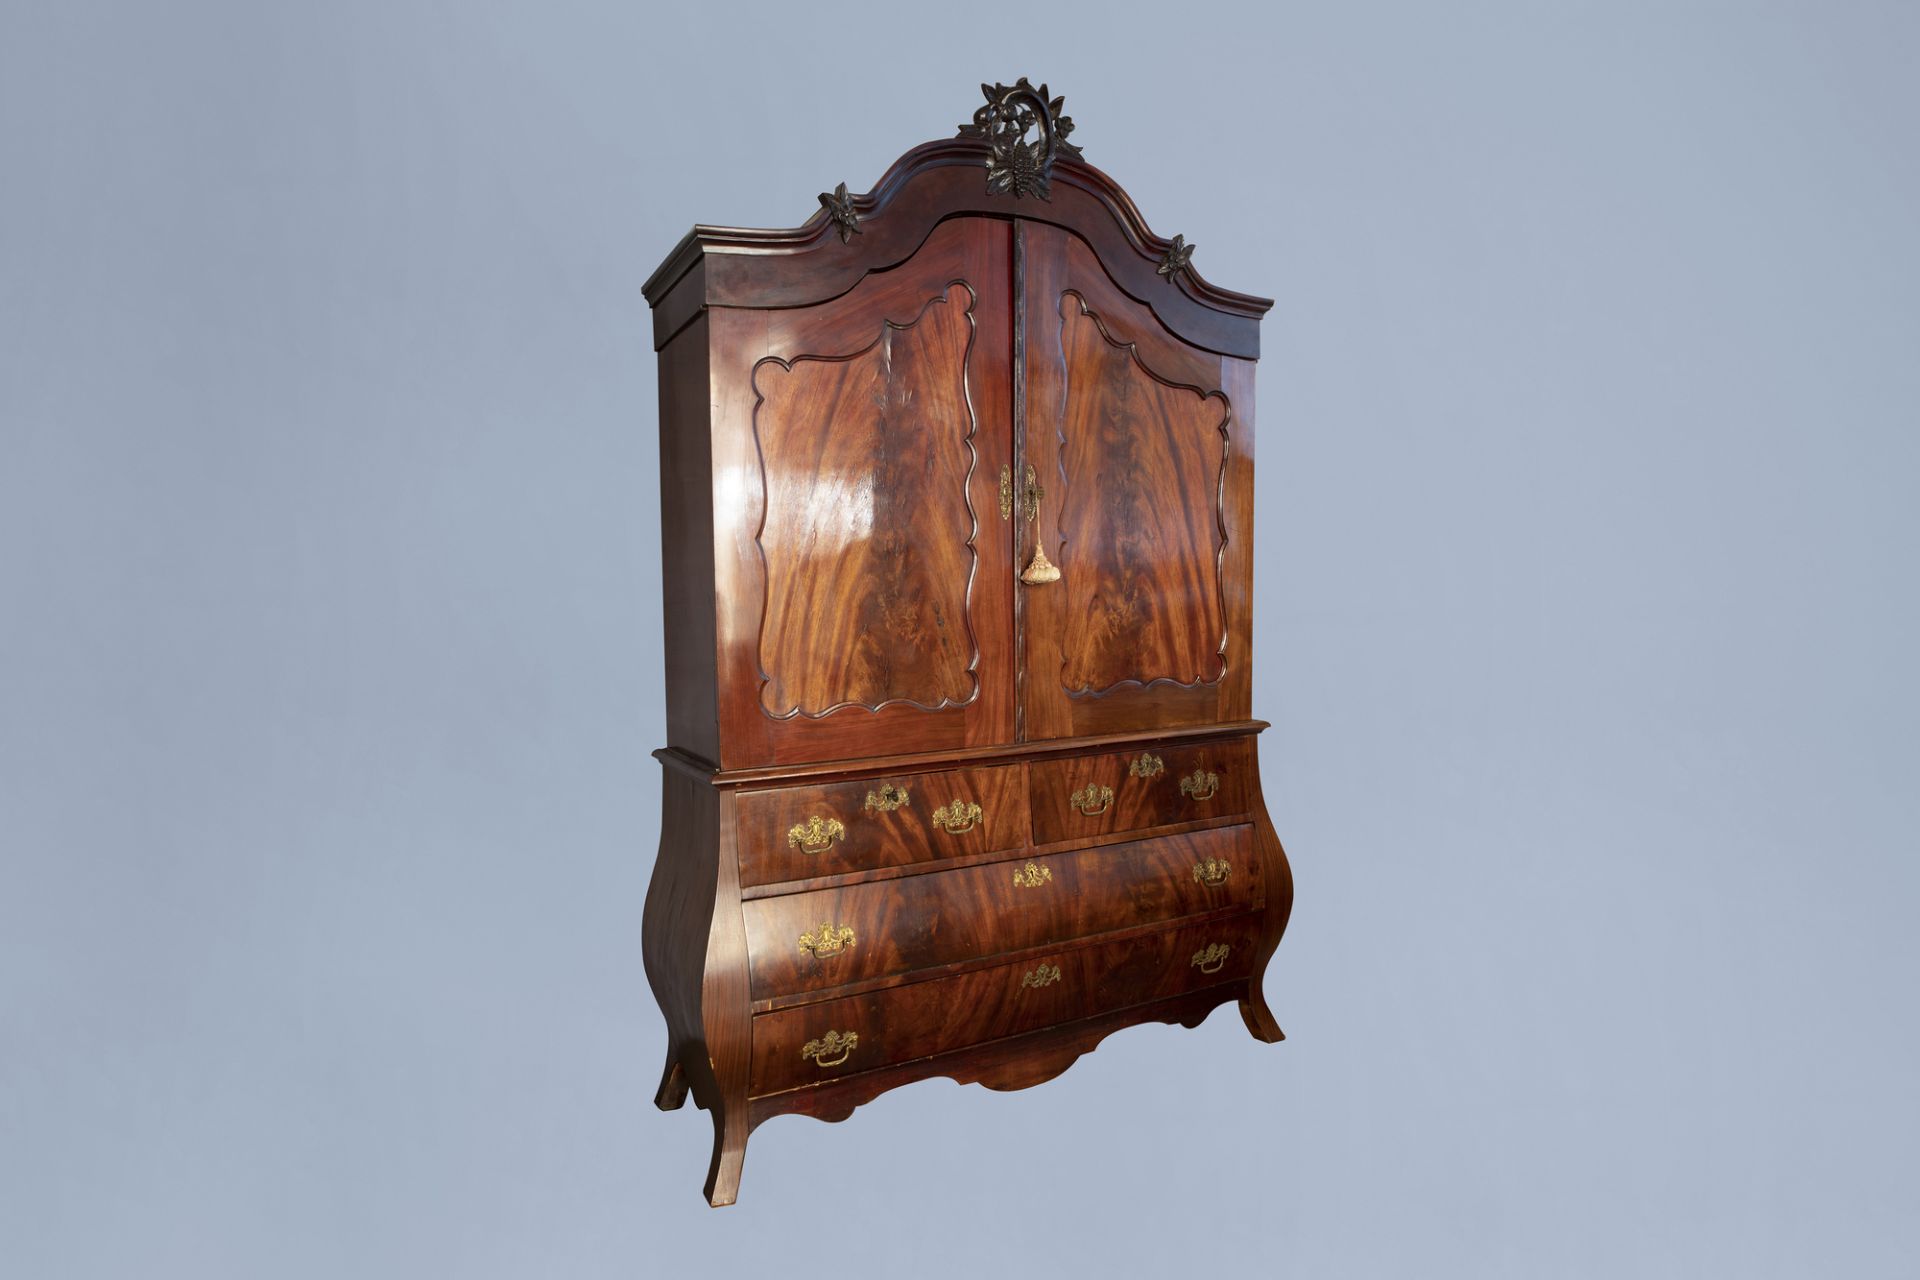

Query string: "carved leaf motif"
[[817, 181, 860, 244], [1157, 234, 1196, 279]]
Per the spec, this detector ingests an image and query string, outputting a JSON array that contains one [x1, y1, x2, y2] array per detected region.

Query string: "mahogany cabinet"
[[641, 79, 1292, 1205]]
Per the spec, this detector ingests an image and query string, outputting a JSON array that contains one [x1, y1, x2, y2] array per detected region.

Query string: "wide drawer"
[[735, 764, 1028, 888], [741, 824, 1253, 1002], [1028, 737, 1253, 845], [750, 912, 1262, 1096]]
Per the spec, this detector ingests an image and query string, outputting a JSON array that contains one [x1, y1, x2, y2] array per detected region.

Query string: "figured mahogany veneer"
[[1028, 737, 1253, 845], [742, 826, 1254, 1002], [642, 79, 1292, 1206], [750, 912, 1262, 1096], [735, 763, 1027, 888]]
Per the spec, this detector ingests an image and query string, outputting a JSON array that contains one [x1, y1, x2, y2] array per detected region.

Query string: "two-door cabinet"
[[641, 79, 1293, 1205]]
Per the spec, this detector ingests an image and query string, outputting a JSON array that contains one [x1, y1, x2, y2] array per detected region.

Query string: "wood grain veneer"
[[741, 826, 1254, 1002], [734, 763, 1027, 888]]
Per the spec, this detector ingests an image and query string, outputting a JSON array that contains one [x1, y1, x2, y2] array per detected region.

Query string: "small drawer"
[[1029, 737, 1252, 846], [742, 824, 1254, 1002], [750, 912, 1263, 1096], [735, 764, 1028, 888]]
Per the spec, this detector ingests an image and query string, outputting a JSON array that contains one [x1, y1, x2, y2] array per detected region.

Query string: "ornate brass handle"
[[1021, 963, 1062, 989], [798, 922, 855, 959], [1071, 784, 1114, 816], [1191, 857, 1232, 887], [787, 815, 846, 854], [864, 782, 910, 814], [800, 1030, 858, 1068], [931, 799, 983, 834], [1191, 943, 1231, 975], [1012, 860, 1053, 888], [1179, 769, 1220, 802], [1129, 752, 1164, 779], [1018, 463, 1061, 585]]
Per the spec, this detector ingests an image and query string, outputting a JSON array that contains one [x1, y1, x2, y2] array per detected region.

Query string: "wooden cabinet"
[[641, 79, 1292, 1206]]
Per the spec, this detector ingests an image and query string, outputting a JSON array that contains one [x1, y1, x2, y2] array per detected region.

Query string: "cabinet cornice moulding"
[[644, 134, 1273, 358]]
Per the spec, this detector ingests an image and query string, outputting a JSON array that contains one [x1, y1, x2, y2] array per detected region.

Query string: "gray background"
[[4, 1, 1916, 1275]]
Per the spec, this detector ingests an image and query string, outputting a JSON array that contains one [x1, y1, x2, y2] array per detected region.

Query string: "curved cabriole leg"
[[653, 1048, 688, 1111], [1240, 739, 1295, 1045], [697, 785, 753, 1206], [645, 761, 754, 1206], [1240, 978, 1286, 1043], [704, 1103, 749, 1207]]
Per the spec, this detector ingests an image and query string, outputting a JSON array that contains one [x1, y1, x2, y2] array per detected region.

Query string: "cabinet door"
[[709, 217, 1015, 766], [1017, 221, 1253, 740]]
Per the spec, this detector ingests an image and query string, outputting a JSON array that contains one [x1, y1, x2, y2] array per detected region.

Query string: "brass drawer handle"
[[787, 815, 846, 854], [1071, 784, 1114, 816], [1191, 857, 1232, 887], [1129, 752, 1164, 779], [1021, 963, 1062, 989], [798, 922, 855, 959], [800, 1030, 858, 1068], [931, 799, 983, 834], [1012, 860, 1053, 888], [863, 783, 910, 814], [1179, 769, 1220, 802], [1191, 943, 1231, 975]]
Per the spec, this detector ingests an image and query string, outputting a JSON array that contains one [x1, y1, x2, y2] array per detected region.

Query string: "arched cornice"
[[644, 88, 1273, 359]]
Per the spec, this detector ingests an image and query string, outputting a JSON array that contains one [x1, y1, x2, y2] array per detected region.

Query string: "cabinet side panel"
[[658, 313, 721, 762], [1219, 356, 1256, 723]]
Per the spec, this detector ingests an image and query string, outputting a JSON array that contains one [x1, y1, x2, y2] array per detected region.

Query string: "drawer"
[[1029, 737, 1253, 845], [750, 912, 1262, 1096], [735, 764, 1028, 888], [742, 824, 1253, 1002]]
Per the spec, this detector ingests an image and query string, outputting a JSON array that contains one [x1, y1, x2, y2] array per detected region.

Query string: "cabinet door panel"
[[1019, 222, 1253, 740], [710, 217, 1016, 766]]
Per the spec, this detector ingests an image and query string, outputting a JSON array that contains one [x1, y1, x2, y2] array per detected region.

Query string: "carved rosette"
[[1157, 234, 1196, 280], [956, 78, 1084, 199], [817, 181, 860, 243]]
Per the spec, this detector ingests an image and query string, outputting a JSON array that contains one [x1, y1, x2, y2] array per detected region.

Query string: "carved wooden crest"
[[956, 78, 1083, 199]]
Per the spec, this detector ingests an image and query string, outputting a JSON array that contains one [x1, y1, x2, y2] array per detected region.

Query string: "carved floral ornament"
[[957, 78, 1083, 199], [1157, 234, 1196, 279], [817, 181, 860, 243]]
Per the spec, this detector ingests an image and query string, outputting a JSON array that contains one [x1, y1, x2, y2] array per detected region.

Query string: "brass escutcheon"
[[1129, 752, 1165, 779], [1071, 784, 1114, 816], [998, 464, 1014, 522], [931, 799, 983, 835], [1012, 861, 1053, 888], [787, 815, 846, 854], [1191, 943, 1231, 975], [1191, 857, 1232, 887], [798, 922, 855, 959], [800, 1030, 858, 1068], [1021, 963, 1063, 989], [1179, 769, 1220, 802], [864, 782, 910, 814], [1019, 462, 1045, 524]]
